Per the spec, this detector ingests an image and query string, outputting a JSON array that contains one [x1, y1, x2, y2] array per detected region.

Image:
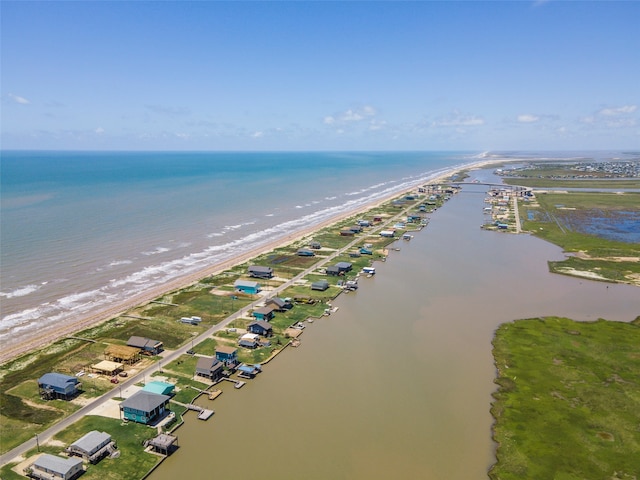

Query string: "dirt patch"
[[596, 431, 614, 441], [22, 399, 60, 412]]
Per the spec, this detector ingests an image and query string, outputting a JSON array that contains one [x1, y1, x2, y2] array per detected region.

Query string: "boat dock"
[[187, 385, 222, 400], [221, 377, 245, 389], [197, 409, 214, 420], [185, 403, 215, 420]]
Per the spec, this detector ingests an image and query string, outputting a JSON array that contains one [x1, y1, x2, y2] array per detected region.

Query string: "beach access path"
[[0, 194, 427, 467]]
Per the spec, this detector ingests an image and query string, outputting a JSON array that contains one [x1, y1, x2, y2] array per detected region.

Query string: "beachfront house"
[[248, 265, 274, 279], [234, 279, 261, 295], [215, 345, 239, 367], [26, 454, 84, 480], [252, 305, 276, 321], [126, 336, 163, 355], [37, 373, 81, 401], [296, 248, 315, 256], [339, 229, 355, 236], [66, 430, 113, 464], [120, 391, 171, 425], [195, 356, 224, 381], [380, 230, 395, 238], [311, 280, 329, 291], [309, 241, 321, 249], [248, 320, 273, 337]]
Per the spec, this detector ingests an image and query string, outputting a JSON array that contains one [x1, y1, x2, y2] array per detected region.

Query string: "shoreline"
[[0, 159, 497, 366]]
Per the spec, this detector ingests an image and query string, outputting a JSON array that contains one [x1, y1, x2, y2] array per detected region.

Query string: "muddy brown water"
[[150, 183, 639, 480]]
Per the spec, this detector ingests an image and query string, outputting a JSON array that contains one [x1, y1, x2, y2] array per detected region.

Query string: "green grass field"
[[490, 316, 640, 479]]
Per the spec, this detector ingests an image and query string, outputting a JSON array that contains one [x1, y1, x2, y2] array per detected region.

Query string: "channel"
[[150, 172, 639, 479]]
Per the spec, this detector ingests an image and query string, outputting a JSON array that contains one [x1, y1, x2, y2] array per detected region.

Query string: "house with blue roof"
[[234, 279, 261, 295], [237, 363, 261, 378], [143, 380, 175, 396], [38, 373, 81, 400]]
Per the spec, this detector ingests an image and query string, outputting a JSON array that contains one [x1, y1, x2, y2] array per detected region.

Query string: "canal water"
[[150, 174, 639, 480]]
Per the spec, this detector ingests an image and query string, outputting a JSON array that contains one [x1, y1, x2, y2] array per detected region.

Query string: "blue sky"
[[1, 1, 639, 151]]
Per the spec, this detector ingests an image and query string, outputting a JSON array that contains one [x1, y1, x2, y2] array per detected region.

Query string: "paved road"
[[1, 202, 417, 467]]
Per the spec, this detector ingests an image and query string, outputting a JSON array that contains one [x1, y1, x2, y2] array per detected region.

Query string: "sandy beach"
[[0, 160, 494, 366]]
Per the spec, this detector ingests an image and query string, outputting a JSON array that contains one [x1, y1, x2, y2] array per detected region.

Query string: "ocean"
[[0, 150, 477, 346]]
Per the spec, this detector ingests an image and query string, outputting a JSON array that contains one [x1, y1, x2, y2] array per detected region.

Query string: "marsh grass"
[[490, 316, 640, 479], [504, 178, 640, 189], [519, 191, 640, 284]]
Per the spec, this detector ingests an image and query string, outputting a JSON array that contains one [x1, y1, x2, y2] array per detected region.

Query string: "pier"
[[221, 377, 245, 389], [187, 384, 222, 400], [185, 403, 214, 420]]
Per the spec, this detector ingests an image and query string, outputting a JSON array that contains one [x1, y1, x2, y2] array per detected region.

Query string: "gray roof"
[[196, 356, 222, 372], [120, 391, 170, 412], [249, 320, 273, 330], [38, 372, 78, 389], [336, 262, 353, 269], [234, 279, 260, 288], [253, 305, 276, 315], [311, 280, 329, 290], [70, 430, 111, 454], [267, 297, 286, 307], [34, 453, 83, 475], [248, 265, 273, 272]]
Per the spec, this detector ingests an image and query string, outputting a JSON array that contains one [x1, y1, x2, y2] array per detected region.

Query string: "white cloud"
[[368, 119, 387, 131], [433, 111, 485, 127], [95, 127, 105, 134], [598, 105, 637, 116], [342, 109, 364, 122], [9, 93, 30, 105], [517, 114, 540, 123], [324, 105, 377, 126], [251, 131, 264, 138]]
